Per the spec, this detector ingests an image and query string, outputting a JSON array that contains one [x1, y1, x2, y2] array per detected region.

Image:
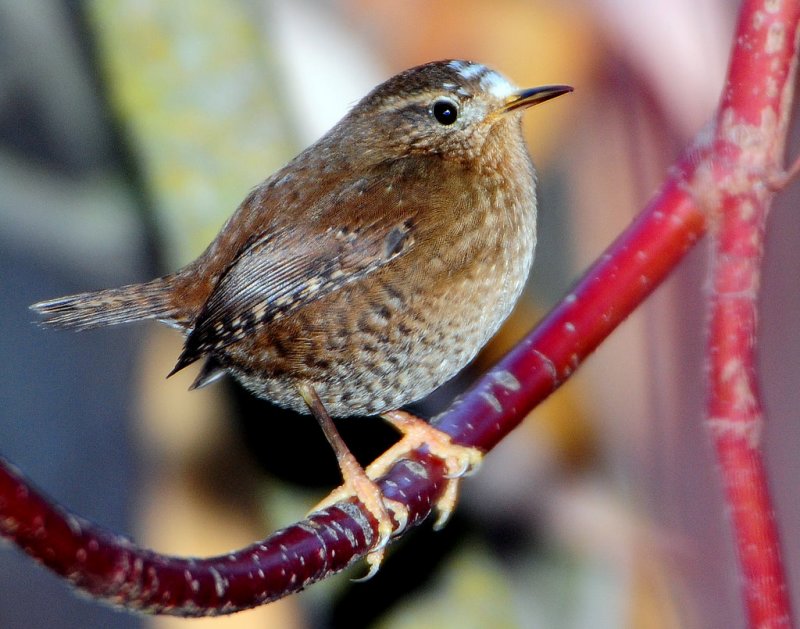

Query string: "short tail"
[[31, 275, 179, 331]]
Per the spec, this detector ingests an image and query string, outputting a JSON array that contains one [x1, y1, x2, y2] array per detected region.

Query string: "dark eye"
[[432, 99, 459, 125]]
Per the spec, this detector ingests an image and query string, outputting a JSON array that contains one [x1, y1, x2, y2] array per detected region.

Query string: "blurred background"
[[1, 1, 799, 627]]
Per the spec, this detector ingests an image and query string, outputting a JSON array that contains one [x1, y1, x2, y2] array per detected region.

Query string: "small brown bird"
[[32, 60, 571, 572]]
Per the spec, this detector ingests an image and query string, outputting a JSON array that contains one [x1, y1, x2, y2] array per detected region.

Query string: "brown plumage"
[[32, 60, 571, 566]]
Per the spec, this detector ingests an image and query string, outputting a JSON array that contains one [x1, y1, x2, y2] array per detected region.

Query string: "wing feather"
[[169, 215, 416, 374]]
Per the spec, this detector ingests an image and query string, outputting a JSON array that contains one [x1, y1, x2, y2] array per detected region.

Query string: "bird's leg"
[[319, 409, 483, 530], [370, 410, 483, 529], [298, 383, 407, 577]]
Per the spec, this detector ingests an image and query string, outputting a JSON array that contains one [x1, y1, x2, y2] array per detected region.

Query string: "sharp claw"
[[351, 549, 384, 582], [350, 500, 406, 582], [392, 512, 409, 536], [432, 474, 459, 531], [444, 457, 471, 479], [385, 498, 409, 537], [432, 508, 453, 531], [442, 450, 483, 479]]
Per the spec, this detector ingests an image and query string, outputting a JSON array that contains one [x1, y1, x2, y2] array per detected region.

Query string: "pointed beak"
[[499, 84, 573, 114]]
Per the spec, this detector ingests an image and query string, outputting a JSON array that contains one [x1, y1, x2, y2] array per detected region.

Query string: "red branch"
[[700, 2, 800, 626], [0, 0, 798, 621]]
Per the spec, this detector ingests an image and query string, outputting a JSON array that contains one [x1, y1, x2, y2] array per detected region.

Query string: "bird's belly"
[[224, 236, 533, 417]]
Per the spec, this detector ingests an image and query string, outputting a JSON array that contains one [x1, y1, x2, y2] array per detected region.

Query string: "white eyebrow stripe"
[[440, 81, 471, 99]]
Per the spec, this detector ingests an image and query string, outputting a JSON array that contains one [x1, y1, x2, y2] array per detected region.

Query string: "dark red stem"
[[0, 454, 448, 614]]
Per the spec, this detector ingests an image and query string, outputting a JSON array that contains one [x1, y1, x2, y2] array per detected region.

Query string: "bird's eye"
[[432, 99, 459, 125]]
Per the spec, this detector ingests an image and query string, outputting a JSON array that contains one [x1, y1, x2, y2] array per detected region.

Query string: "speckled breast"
[[224, 182, 537, 418]]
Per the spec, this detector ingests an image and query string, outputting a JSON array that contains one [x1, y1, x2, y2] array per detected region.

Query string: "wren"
[[32, 60, 572, 573]]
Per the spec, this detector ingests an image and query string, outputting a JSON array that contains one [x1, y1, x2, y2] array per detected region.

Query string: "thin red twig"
[[0, 0, 798, 620]]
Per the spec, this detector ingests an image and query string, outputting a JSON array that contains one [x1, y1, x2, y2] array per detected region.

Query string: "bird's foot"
[[371, 410, 483, 529]]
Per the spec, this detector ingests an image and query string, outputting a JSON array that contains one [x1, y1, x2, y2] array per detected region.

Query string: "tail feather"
[[31, 275, 179, 331]]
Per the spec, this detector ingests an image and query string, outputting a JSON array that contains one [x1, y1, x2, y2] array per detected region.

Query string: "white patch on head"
[[448, 60, 488, 80], [447, 60, 517, 100], [480, 71, 517, 99]]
